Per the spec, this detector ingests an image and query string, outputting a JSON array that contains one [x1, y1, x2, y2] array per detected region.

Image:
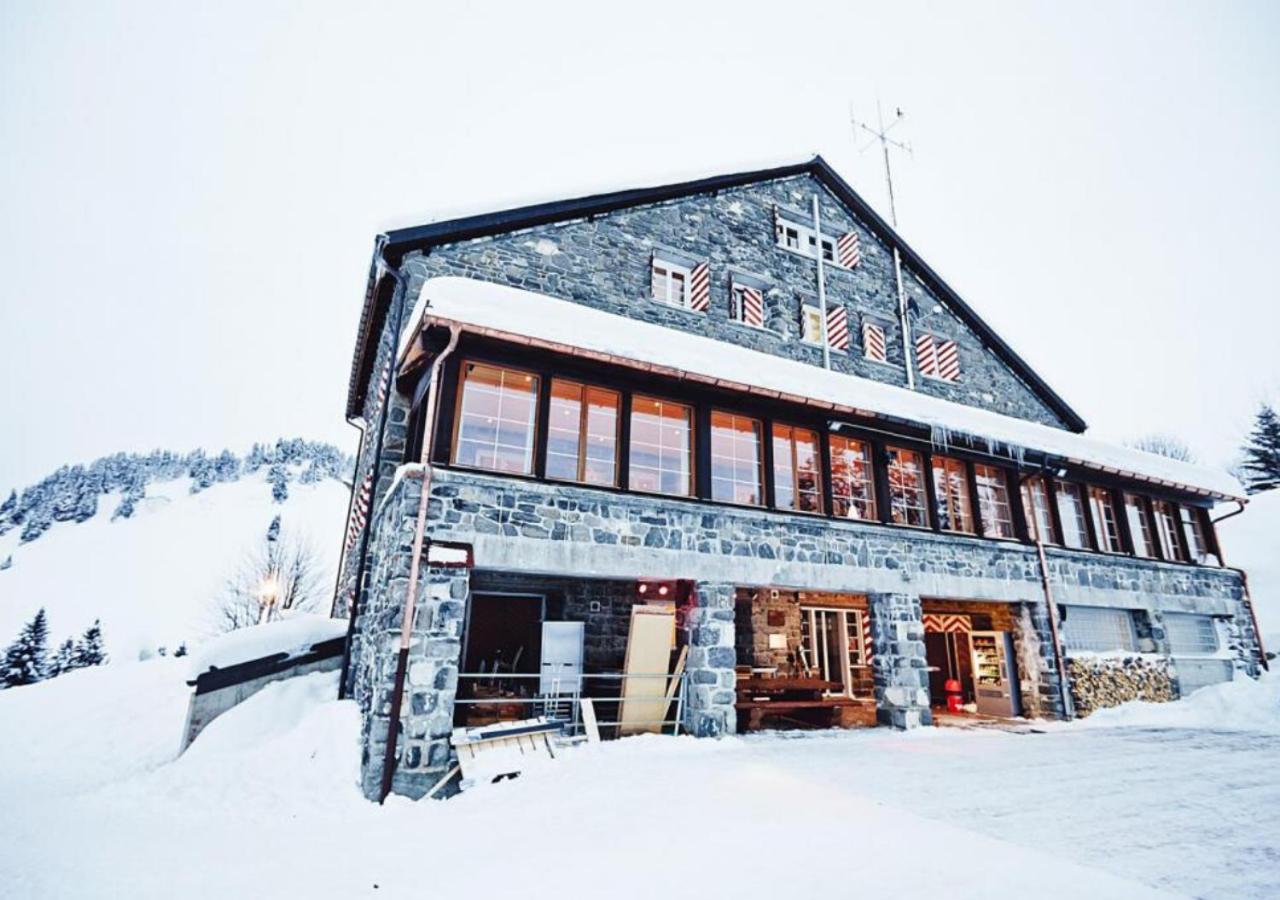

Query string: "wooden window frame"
[[771, 422, 825, 516], [885, 445, 931, 529], [974, 463, 1017, 540], [829, 433, 879, 522], [1087, 485, 1125, 554], [545, 378, 622, 488], [449, 359, 542, 478], [651, 257, 693, 309], [1020, 474, 1058, 545], [709, 409, 766, 508], [931, 455, 976, 534], [1122, 492, 1158, 559], [628, 393, 696, 499]]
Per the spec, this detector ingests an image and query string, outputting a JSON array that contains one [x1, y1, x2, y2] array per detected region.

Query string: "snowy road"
[[0, 663, 1276, 899]]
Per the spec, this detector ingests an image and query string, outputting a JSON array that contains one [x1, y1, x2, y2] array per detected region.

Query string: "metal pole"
[[813, 195, 830, 370]]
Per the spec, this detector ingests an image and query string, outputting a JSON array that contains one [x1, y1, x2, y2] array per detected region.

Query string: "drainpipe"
[[812, 195, 831, 370], [378, 324, 461, 804], [338, 237, 408, 700], [894, 248, 914, 389], [1034, 538, 1075, 719]]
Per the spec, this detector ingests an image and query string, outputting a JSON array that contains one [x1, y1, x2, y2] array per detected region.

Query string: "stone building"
[[332, 157, 1265, 801]]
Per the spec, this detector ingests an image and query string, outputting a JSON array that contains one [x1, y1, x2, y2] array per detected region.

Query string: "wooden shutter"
[[837, 231, 862, 268], [739, 286, 764, 327], [936, 339, 960, 381], [826, 305, 850, 351], [346, 471, 373, 552], [915, 334, 939, 377], [862, 321, 887, 362], [689, 262, 710, 312]]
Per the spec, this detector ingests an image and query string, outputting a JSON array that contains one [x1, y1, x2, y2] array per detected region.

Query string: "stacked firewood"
[[1067, 656, 1174, 717]]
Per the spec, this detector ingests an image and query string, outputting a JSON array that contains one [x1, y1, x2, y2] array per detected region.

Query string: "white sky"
[[2, 1, 1278, 489]]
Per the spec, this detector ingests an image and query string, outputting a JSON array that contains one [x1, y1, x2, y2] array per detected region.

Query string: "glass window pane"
[[887, 447, 929, 528], [454, 362, 538, 475], [711, 411, 763, 505], [1088, 486, 1124, 553], [830, 435, 876, 520], [975, 464, 1014, 539], [1056, 483, 1089, 549], [1153, 501, 1186, 562], [629, 396, 692, 497], [1061, 606, 1138, 652], [931, 456, 974, 533], [1164, 613, 1219, 655], [1124, 494, 1156, 558], [1180, 506, 1219, 565], [1021, 476, 1056, 544], [772, 424, 823, 513]]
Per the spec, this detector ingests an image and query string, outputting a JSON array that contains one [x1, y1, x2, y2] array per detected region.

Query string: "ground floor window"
[[1061, 605, 1138, 653], [1164, 613, 1219, 655]]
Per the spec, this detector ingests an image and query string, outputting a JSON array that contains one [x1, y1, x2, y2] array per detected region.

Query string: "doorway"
[[922, 603, 1022, 719], [457, 592, 545, 725]]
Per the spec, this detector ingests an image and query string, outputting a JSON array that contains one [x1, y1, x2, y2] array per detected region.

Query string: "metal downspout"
[[378, 325, 461, 803]]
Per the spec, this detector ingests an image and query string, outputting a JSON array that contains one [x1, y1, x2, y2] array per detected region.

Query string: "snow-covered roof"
[[400, 276, 1243, 500], [188, 615, 348, 679]]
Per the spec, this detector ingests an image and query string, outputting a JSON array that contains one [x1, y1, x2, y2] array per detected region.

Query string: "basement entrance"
[[922, 600, 1022, 719], [457, 592, 545, 726]]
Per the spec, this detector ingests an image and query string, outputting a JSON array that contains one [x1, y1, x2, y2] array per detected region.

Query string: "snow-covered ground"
[[0, 473, 348, 661], [1, 661, 1276, 900], [1219, 488, 1280, 652]]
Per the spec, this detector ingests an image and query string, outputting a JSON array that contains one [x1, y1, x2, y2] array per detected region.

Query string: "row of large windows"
[[446, 359, 1221, 566]]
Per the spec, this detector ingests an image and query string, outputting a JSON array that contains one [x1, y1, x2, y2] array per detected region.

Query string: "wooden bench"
[[735, 698, 877, 731]]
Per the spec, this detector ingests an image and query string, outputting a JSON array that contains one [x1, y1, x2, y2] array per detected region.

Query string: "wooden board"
[[617, 607, 675, 735]]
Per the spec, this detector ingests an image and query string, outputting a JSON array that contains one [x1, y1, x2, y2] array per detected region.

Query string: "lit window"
[[801, 304, 825, 344], [651, 258, 691, 308], [931, 456, 974, 533], [453, 362, 539, 476], [830, 435, 877, 521], [710, 411, 764, 506], [1021, 476, 1057, 544], [1179, 506, 1220, 566], [1153, 500, 1187, 562], [1088, 486, 1124, 553], [772, 424, 823, 514], [628, 396, 693, 497], [975, 464, 1015, 539], [886, 447, 929, 528], [1124, 494, 1156, 558], [1055, 482, 1089, 549], [1061, 606, 1138, 653], [545, 379, 620, 487]]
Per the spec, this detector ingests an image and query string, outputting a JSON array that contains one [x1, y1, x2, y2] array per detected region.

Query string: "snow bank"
[[1218, 488, 1280, 651], [188, 614, 348, 677], [1078, 669, 1280, 734], [402, 277, 1242, 499]]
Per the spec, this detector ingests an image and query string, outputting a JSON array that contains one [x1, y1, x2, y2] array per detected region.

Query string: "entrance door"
[[799, 607, 865, 696], [970, 631, 1021, 717], [460, 593, 544, 683]]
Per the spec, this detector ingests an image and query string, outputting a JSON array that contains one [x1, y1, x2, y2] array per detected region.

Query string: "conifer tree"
[[1241, 403, 1280, 494], [3, 608, 49, 687], [48, 638, 76, 677], [71, 620, 107, 668]]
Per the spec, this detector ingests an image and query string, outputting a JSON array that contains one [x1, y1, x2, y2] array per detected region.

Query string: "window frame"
[[1021, 475, 1058, 545], [800, 303, 826, 345], [771, 422, 825, 516], [931, 455, 975, 534], [544, 378, 622, 488], [775, 216, 839, 265], [650, 257, 693, 309], [449, 359, 542, 478], [1087, 485, 1125, 554], [628, 393, 696, 498], [709, 409, 766, 507], [1123, 492, 1157, 559], [885, 445, 931, 529], [1061, 605, 1139, 653], [974, 463, 1016, 540], [729, 280, 769, 330]]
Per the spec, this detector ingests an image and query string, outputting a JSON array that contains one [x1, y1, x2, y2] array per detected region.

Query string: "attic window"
[[800, 304, 825, 345], [914, 334, 960, 382], [651, 258, 691, 308], [775, 215, 837, 263], [862, 320, 887, 363], [730, 282, 766, 328]]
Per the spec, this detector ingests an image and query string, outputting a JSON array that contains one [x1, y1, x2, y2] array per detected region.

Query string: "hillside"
[[1218, 488, 1280, 652], [0, 443, 351, 662]]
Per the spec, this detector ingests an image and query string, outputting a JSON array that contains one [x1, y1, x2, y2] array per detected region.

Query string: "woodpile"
[[1067, 655, 1174, 716]]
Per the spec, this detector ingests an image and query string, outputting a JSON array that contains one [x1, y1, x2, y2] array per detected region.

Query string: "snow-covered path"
[[1, 662, 1276, 899]]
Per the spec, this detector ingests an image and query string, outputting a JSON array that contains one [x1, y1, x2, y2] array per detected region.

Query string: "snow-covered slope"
[[0, 470, 349, 662], [1218, 488, 1280, 652]]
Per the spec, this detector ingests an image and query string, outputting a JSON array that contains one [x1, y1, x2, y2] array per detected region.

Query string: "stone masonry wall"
[[400, 173, 1068, 428], [869, 592, 931, 728]]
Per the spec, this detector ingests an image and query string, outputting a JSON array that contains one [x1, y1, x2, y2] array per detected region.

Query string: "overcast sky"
[[2, 1, 1278, 489]]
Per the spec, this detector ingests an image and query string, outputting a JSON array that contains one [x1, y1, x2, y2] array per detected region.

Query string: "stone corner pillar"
[[868, 592, 931, 729], [681, 581, 737, 738]]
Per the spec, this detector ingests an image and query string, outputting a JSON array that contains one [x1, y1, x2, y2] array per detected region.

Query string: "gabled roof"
[[346, 156, 1086, 431]]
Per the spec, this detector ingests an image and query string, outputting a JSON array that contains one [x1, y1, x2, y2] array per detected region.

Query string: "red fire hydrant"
[[944, 678, 964, 713]]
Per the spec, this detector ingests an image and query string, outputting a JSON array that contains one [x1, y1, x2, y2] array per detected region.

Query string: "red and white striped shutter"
[[936, 339, 960, 381], [826, 305, 850, 351], [837, 231, 862, 269], [915, 334, 939, 377], [861, 610, 874, 666], [345, 471, 373, 552], [689, 262, 710, 312], [862, 321, 886, 362], [740, 286, 764, 327]]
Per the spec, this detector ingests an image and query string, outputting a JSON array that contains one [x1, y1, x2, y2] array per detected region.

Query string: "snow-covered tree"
[[173, 642, 188, 658], [268, 464, 289, 504], [112, 478, 145, 521], [0, 555, 11, 571], [1129, 434, 1196, 463], [266, 514, 281, 543], [48, 638, 76, 677], [3, 608, 49, 687], [212, 528, 324, 632], [0, 489, 16, 535], [1241, 403, 1280, 494], [72, 620, 107, 668]]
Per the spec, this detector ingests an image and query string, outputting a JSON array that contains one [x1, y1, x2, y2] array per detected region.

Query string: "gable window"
[[1055, 482, 1090, 549], [629, 396, 693, 497], [801, 304, 826, 345], [453, 362, 540, 476], [651, 258, 691, 308], [1021, 475, 1057, 544], [886, 446, 930, 528], [1061, 606, 1138, 653], [1153, 500, 1187, 562], [974, 464, 1015, 538], [772, 424, 823, 514], [1088, 486, 1124, 553], [776, 216, 836, 263], [710, 411, 764, 506], [862, 320, 888, 363], [931, 456, 974, 533], [915, 334, 960, 382], [1179, 506, 1219, 566], [546, 379, 620, 487], [830, 435, 877, 520], [730, 281, 766, 328], [1123, 494, 1156, 558]]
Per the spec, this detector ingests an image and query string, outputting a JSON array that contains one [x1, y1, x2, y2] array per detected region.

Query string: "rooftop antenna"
[[851, 101, 917, 388]]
